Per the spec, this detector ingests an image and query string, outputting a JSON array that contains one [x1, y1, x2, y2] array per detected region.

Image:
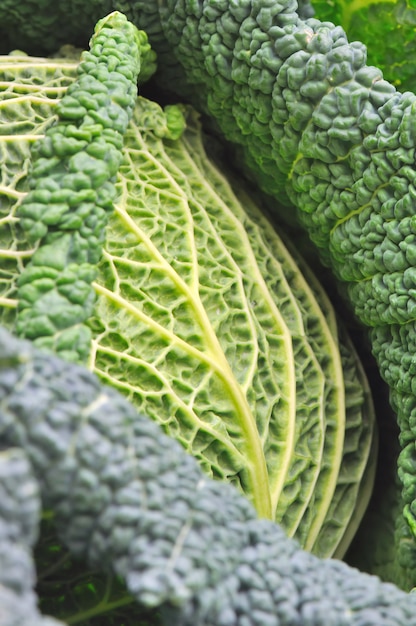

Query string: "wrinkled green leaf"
[[89, 96, 376, 555]]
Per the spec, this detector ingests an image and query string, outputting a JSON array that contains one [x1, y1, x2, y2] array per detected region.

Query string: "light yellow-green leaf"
[[89, 98, 376, 546]]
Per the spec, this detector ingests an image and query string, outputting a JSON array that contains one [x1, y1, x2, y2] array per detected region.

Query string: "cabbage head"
[[0, 49, 376, 560]]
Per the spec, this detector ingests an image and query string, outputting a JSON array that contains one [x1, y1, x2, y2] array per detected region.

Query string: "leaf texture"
[[89, 96, 376, 555]]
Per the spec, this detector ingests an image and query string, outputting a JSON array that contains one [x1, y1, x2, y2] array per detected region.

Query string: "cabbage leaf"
[[89, 96, 376, 556]]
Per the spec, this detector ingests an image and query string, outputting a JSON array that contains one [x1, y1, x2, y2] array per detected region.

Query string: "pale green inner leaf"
[[90, 98, 367, 530]]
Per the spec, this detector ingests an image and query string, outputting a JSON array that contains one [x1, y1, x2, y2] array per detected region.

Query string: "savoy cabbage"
[[1, 0, 416, 623], [0, 30, 376, 562]]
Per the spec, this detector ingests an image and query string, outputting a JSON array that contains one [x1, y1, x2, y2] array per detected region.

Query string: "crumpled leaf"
[[89, 96, 376, 556]]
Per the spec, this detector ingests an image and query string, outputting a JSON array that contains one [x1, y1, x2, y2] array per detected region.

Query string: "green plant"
[[133, 0, 416, 581], [1, 0, 416, 622], [0, 25, 376, 562], [0, 327, 415, 625]]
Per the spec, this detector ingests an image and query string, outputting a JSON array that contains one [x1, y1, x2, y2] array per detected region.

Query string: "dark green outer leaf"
[[14, 11, 154, 363], [0, 327, 414, 625]]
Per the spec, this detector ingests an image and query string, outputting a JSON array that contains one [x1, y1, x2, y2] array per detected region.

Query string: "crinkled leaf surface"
[[89, 96, 376, 554]]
